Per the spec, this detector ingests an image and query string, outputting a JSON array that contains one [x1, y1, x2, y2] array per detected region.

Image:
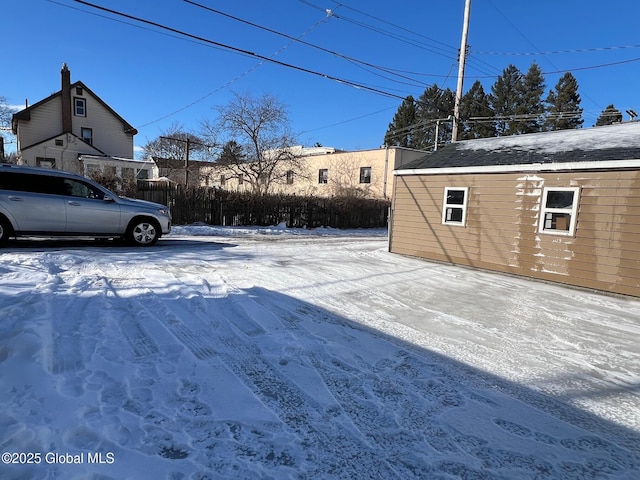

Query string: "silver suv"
[[0, 164, 171, 246]]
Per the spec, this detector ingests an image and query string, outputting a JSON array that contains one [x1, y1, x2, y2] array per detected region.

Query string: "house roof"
[[11, 81, 137, 136], [21, 132, 106, 156], [397, 122, 640, 172]]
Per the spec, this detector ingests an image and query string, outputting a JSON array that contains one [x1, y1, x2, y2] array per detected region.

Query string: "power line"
[[296, 0, 460, 61], [328, 0, 458, 54], [301, 0, 502, 78], [385, 110, 585, 140], [184, 0, 428, 89], [139, 5, 331, 128], [475, 43, 640, 56], [300, 105, 396, 134], [72, 0, 408, 103]]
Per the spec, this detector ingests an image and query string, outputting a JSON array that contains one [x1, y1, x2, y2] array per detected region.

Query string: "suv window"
[[0, 172, 65, 195], [62, 179, 105, 200]]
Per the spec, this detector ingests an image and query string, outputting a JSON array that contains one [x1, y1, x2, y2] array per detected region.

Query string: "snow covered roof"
[[398, 122, 640, 172]]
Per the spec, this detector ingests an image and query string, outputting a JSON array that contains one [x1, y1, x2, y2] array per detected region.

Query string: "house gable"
[[12, 80, 137, 140], [11, 65, 138, 173]]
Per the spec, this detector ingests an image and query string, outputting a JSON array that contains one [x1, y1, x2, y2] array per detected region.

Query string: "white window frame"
[[81, 127, 93, 145], [441, 187, 469, 226], [74, 97, 86, 117], [538, 187, 580, 236]]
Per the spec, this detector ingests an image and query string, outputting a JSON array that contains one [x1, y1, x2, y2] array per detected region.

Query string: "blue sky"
[[3, 0, 640, 157]]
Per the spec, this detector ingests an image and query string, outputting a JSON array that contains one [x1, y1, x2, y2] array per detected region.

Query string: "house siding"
[[77, 93, 133, 158], [390, 169, 640, 297], [16, 97, 64, 151], [20, 134, 102, 173]]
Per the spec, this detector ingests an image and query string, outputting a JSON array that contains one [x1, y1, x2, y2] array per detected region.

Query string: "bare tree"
[[0, 96, 15, 127], [326, 154, 374, 198], [202, 92, 299, 195], [143, 122, 212, 161], [1, 96, 18, 161]]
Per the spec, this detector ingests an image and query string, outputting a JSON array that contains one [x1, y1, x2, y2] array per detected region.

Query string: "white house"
[[11, 64, 154, 180]]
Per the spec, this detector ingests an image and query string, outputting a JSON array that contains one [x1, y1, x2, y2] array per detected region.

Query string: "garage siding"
[[390, 170, 640, 297]]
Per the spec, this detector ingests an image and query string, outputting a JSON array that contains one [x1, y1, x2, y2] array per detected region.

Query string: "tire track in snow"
[[247, 290, 477, 477], [100, 277, 160, 359], [131, 273, 403, 478], [245, 288, 640, 479], [44, 278, 100, 376]]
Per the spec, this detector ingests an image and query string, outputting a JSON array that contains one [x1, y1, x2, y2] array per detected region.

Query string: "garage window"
[[442, 187, 469, 226], [539, 187, 580, 236]]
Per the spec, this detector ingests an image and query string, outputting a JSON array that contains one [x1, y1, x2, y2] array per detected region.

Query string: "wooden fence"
[[137, 183, 390, 229]]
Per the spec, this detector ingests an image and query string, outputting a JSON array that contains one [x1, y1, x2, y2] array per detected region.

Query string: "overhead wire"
[[64, 0, 424, 134], [138, 5, 333, 128], [300, 105, 397, 134], [475, 43, 640, 56], [384, 110, 585, 142], [325, 0, 502, 78], [70, 0, 415, 109], [56, 0, 630, 137], [298, 0, 502, 78], [484, 0, 602, 117], [184, 0, 429, 89]]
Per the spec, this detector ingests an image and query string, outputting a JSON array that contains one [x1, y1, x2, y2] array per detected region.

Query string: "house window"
[[318, 168, 328, 184], [74, 97, 86, 116], [359, 167, 372, 184], [55, 139, 64, 146], [238, 175, 244, 185], [76, 87, 83, 95], [220, 174, 226, 186], [442, 187, 469, 226], [81, 127, 93, 145], [286, 170, 294, 185], [539, 187, 580, 236], [36, 157, 56, 169]]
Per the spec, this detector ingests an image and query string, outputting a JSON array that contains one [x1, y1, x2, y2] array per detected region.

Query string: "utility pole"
[[159, 136, 220, 186], [185, 137, 190, 186], [159, 135, 203, 186], [452, 0, 472, 143]]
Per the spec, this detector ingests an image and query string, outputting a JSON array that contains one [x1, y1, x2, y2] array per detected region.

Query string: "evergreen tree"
[[515, 63, 546, 134], [459, 80, 496, 140], [489, 64, 523, 136], [595, 104, 623, 126], [218, 140, 245, 165], [545, 72, 583, 130], [384, 95, 417, 147], [414, 85, 454, 149]]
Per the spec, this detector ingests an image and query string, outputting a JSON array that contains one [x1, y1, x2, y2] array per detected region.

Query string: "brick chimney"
[[61, 63, 72, 133]]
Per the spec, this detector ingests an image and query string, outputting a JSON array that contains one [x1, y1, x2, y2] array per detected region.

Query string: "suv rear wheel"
[[0, 217, 12, 245], [126, 218, 160, 246]]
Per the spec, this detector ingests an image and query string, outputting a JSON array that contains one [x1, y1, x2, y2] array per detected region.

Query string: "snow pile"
[[0, 225, 638, 479]]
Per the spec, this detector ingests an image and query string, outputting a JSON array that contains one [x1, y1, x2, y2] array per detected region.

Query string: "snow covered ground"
[[1, 224, 639, 480]]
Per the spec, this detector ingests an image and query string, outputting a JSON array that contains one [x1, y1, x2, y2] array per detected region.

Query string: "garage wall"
[[390, 169, 640, 297]]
